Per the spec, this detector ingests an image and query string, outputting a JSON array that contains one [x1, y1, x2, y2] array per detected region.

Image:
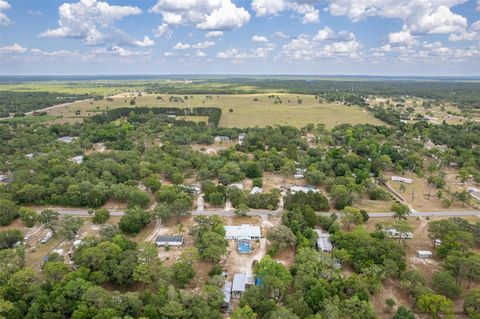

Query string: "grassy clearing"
[[45, 93, 384, 128], [384, 171, 470, 211]]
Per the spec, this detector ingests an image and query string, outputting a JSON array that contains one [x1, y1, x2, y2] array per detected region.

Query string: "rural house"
[[391, 176, 413, 184], [224, 224, 261, 240], [155, 235, 184, 247]]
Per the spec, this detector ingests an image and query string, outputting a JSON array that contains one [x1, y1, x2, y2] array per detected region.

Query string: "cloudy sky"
[[0, 0, 479, 76]]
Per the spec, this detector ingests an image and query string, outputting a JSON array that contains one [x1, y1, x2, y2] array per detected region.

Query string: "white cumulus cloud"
[[150, 0, 250, 31], [388, 30, 417, 46], [153, 23, 173, 39], [280, 29, 362, 61], [0, 0, 11, 26], [0, 43, 28, 53], [252, 35, 268, 43], [195, 50, 207, 57], [173, 42, 191, 50], [205, 31, 224, 38], [252, 0, 320, 24], [40, 0, 150, 47], [327, 0, 468, 37]]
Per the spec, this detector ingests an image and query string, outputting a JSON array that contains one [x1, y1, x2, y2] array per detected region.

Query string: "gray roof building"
[[315, 230, 333, 252], [225, 224, 261, 240], [155, 235, 184, 246], [232, 273, 254, 297]]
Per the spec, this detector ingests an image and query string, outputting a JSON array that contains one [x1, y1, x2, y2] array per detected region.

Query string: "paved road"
[[34, 207, 480, 218], [369, 211, 480, 217]]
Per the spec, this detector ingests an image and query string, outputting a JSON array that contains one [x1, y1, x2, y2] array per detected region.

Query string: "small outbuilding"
[[290, 185, 319, 194], [391, 176, 413, 184], [69, 155, 84, 164], [232, 273, 254, 298], [214, 136, 231, 143], [294, 168, 306, 179], [57, 136, 77, 143], [155, 235, 184, 247], [225, 224, 261, 240], [416, 250, 433, 259], [315, 230, 333, 252], [249, 186, 262, 195], [223, 280, 232, 305]]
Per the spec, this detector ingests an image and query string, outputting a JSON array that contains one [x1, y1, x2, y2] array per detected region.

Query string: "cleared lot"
[[44, 93, 384, 128]]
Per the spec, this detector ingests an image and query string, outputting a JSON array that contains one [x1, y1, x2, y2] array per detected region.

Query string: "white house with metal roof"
[[155, 235, 184, 247], [224, 224, 261, 240]]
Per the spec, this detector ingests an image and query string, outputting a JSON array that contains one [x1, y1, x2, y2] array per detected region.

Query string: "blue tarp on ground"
[[238, 241, 251, 253]]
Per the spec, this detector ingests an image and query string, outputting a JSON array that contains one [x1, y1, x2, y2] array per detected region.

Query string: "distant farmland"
[[44, 93, 384, 128]]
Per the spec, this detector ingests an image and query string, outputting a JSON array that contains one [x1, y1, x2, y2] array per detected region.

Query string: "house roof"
[[249, 187, 262, 195], [417, 250, 432, 255], [315, 230, 333, 252], [232, 273, 254, 292], [290, 185, 319, 193], [155, 235, 184, 242], [225, 224, 261, 239], [223, 281, 232, 303]]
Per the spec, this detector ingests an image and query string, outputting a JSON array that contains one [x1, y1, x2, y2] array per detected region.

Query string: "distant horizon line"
[[1, 74, 480, 78]]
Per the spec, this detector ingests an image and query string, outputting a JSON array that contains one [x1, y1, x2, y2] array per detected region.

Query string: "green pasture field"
[[45, 93, 384, 128]]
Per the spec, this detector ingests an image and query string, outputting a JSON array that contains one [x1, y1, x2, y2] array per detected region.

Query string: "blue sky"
[[0, 0, 479, 75]]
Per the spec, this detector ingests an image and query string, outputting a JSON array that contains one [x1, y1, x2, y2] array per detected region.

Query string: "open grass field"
[[44, 93, 385, 128], [384, 171, 471, 211]]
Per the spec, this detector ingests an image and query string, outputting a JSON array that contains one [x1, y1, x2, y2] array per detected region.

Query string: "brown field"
[[384, 171, 471, 211], [44, 93, 385, 128]]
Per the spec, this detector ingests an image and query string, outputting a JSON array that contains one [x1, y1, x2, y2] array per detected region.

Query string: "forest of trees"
[[0, 79, 480, 318]]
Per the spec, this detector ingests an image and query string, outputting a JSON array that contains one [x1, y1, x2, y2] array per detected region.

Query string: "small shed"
[[237, 237, 252, 254], [232, 273, 254, 298], [69, 155, 84, 164], [238, 133, 246, 145], [214, 136, 231, 143], [229, 183, 244, 190], [416, 250, 433, 259], [57, 136, 77, 143], [391, 176, 413, 184], [223, 280, 232, 304], [155, 235, 184, 247], [290, 185, 319, 194], [224, 224, 261, 240], [315, 230, 333, 252], [249, 187, 262, 195], [294, 168, 306, 179]]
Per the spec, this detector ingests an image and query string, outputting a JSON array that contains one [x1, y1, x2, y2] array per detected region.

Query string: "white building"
[[315, 230, 333, 252], [294, 168, 306, 179], [69, 155, 84, 164], [289, 185, 319, 194], [224, 224, 261, 240], [249, 187, 262, 195], [391, 176, 413, 184], [238, 133, 246, 145], [385, 228, 413, 239], [155, 235, 184, 247], [57, 136, 77, 143], [416, 250, 433, 259], [229, 183, 244, 191], [214, 136, 231, 143]]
